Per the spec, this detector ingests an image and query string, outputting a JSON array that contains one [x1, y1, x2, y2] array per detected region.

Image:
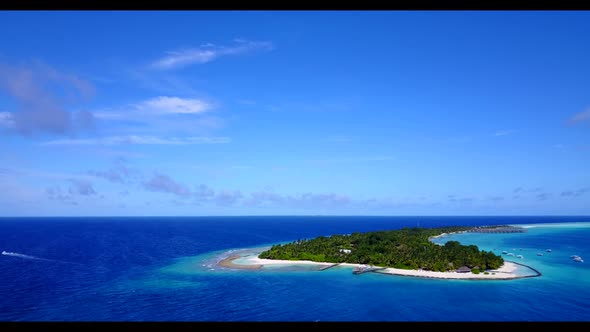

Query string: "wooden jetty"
[[318, 263, 341, 271], [352, 265, 386, 274], [467, 226, 527, 233]]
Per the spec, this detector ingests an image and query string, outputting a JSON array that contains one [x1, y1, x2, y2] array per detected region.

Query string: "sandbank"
[[218, 255, 263, 270]]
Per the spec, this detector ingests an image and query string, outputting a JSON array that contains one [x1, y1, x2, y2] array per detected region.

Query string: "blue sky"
[[0, 10, 589, 216]]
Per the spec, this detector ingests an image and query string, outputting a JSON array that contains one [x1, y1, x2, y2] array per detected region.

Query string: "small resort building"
[[456, 266, 471, 273]]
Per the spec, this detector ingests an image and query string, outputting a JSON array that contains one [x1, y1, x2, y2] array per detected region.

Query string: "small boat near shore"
[[571, 255, 584, 263]]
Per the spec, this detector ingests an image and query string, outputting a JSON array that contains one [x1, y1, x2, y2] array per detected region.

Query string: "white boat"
[[546, 249, 552, 252], [516, 254, 524, 259], [537, 252, 543, 256], [572, 255, 584, 263]]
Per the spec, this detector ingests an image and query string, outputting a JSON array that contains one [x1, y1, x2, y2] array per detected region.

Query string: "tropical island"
[[259, 226, 504, 272], [218, 225, 542, 280]]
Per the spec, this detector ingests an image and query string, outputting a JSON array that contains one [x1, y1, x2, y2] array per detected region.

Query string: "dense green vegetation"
[[258, 226, 504, 272]]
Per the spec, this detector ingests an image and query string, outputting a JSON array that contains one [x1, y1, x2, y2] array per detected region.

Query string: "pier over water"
[[467, 226, 527, 233]]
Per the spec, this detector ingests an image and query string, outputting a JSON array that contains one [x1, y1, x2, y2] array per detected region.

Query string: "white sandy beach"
[[221, 253, 533, 280], [375, 261, 521, 279]]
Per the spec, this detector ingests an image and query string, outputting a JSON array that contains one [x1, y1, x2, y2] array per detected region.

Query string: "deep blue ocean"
[[0, 216, 589, 322]]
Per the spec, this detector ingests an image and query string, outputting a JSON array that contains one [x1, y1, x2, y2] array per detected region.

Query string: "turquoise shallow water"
[[0, 216, 589, 321], [430, 222, 590, 286]]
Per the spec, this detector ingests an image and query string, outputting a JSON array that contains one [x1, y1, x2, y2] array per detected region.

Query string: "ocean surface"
[[0, 216, 589, 322]]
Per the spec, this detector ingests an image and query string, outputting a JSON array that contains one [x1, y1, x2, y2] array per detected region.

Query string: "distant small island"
[[218, 225, 541, 280]]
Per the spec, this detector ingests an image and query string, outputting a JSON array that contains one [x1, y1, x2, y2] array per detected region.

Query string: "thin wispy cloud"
[[287, 193, 351, 208], [94, 96, 213, 119], [46, 179, 98, 205], [92, 96, 220, 137], [243, 191, 285, 206], [151, 39, 274, 70], [494, 130, 515, 137], [512, 187, 545, 197], [561, 187, 590, 198], [309, 156, 394, 164], [567, 109, 590, 125], [447, 195, 475, 204], [2, 167, 95, 183], [240, 191, 351, 209], [137, 96, 212, 115], [88, 163, 138, 184], [128, 179, 358, 209], [40, 135, 231, 146], [126, 68, 203, 96]]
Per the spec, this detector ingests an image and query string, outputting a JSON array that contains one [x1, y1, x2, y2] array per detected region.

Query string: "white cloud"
[[94, 96, 214, 121], [91, 98, 224, 141], [155, 49, 217, 68], [138, 96, 212, 115], [152, 39, 273, 70], [40, 135, 231, 146]]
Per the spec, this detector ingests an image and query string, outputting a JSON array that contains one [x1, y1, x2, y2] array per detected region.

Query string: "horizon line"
[[1, 215, 589, 218]]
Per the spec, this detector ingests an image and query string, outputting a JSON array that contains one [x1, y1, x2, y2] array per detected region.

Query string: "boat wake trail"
[[1, 250, 77, 264]]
